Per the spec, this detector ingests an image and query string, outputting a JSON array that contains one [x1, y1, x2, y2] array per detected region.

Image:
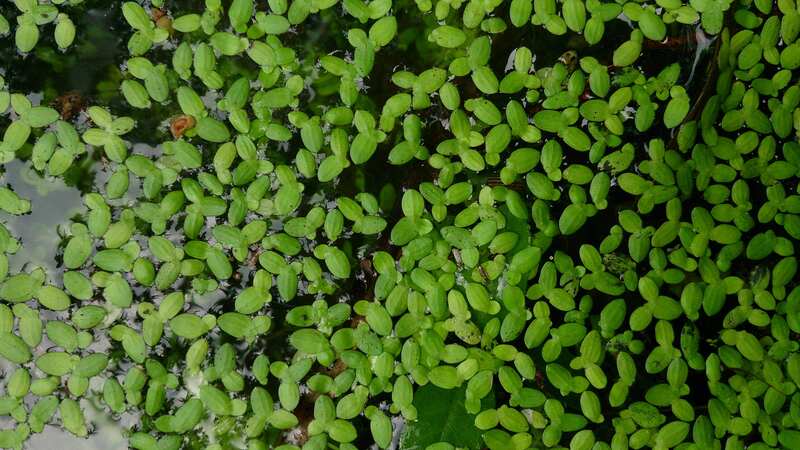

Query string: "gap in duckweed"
[[24, 400, 131, 450], [1, 160, 86, 274]]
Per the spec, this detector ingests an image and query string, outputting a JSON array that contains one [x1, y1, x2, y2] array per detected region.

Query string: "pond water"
[[25, 407, 130, 450], [2, 161, 85, 274]]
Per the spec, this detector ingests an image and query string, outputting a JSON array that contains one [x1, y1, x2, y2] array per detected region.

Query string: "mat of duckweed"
[[1, 0, 800, 449]]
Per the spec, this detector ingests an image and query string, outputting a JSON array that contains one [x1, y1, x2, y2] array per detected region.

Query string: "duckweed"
[[2, 0, 800, 449]]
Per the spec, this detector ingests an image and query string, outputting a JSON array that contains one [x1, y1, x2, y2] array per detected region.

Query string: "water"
[[1, 160, 86, 275], [25, 404, 130, 450]]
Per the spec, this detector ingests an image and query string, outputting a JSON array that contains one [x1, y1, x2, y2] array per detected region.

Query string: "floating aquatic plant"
[[1, 0, 800, 449]]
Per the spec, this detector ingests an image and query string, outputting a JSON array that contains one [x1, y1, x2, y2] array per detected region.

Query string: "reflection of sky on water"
[[0, 160, 85, 276], [27, 426, 124, 450], [25, 405, 130, 450], [0, 361, 129, 450], [0, 157, 128, 450]]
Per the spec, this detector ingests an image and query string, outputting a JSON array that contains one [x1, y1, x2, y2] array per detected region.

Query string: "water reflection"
[[25, 400, 129, 450], [27, 425, 123, 450], [0, 160, 85, 275], [0, 362, 128, 450]]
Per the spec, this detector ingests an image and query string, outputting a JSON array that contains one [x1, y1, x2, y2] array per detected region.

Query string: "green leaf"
[[200, 385, 232, 416], [693, 0, 730, 34], [324, 247, 351, 279], [121, 80, 151, 109], [289, 329, 330, 354], [429, 26, 466, 48], [559, 204, 588, 235], [664, 97, 690, 129], [613, 39, 642, 67], [170, 314, 210, 339], [399, 384, 494, 450], [639, 10, 666, 41], [350, 132, 378, 164], [196, 117, 231, 143], [173, 14, 201, 32], [0, 188, 31, 215], [122, 2, 152, 31], [36, 352, 74, 376], [23, 106, 60, 128], [0, 332, 32, 364], [60, 398, 87, 437]]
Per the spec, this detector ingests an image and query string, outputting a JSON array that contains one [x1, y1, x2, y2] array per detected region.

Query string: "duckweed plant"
[[1, 0, 800, 449]]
